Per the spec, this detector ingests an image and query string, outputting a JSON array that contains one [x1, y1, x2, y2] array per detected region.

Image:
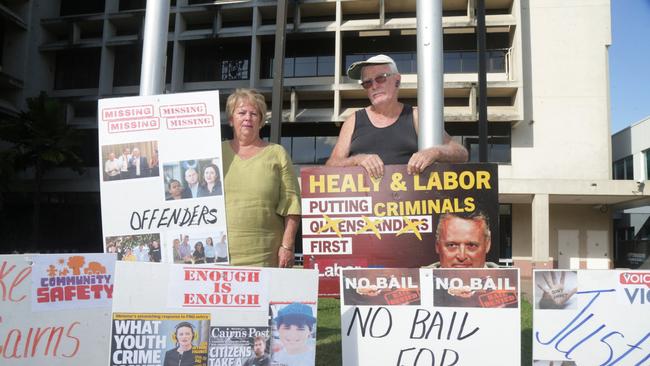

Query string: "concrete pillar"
[[171, 5, 186, 92], [290, 88, 297, 122], [333, 0, 342, 120], [532, 193, 550, 265], [99, 6, 116, 96], [249, 6, 261, 89]]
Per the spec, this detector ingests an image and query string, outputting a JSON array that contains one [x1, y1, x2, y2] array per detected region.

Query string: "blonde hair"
[[225, 88, 267, 122]]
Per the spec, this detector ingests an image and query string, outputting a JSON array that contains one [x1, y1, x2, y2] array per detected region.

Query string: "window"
[[613, 156, 634, 180], [263, 36, 335, 78], [184, 39, 250, 82], [60, 0, 105, 16], [646, 149, 650, 180], [54, 49, 101, 89]]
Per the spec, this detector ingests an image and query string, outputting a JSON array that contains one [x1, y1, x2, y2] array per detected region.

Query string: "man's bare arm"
[[326, 113, 385, 178], [407, 108, 468, 174]]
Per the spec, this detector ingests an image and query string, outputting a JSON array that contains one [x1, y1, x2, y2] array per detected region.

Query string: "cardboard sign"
[[341, 268, 520, 366], [302, 164, 499, 296], [111, 261, 319, 366], [98, 91, 229, 265], [533, 270, 650, 365], [0, 254, 114, 365]]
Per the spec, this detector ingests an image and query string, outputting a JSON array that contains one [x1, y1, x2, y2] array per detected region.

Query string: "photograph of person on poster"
[[272, 303, 316, 366], [426, 211, 498, 268], [243, 336, 270, 366], [163, 322, 196, 366]]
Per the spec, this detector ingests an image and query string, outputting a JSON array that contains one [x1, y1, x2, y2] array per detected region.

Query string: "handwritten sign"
[[341, 268, 520, 366], [302, 164, 499, 296], [98, 91, 229, 264], [0, 254, 114, 365], [533, 269, 650, 365]]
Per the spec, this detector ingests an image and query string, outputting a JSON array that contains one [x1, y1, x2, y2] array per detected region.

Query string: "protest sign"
[[302, 164, 499, 296], [98, 91, 229, 264], [533, 269, 650, 365], [341, 268, 520, 366], [0, 254, 114, 365], [111, 261, 319, 366]]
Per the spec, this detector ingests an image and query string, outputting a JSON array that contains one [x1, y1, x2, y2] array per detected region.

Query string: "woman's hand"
[[278, 245, 294, 268]]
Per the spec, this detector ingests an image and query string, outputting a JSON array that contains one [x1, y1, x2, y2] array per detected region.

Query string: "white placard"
[[0, 254, 113, 365], [533, 269, 650, 365], [111, 261, 319, 366], [341, 268, 521, 366], [98, 91, 229, 265]]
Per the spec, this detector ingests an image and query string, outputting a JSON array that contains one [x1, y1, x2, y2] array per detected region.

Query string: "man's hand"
[[354, 154, 384, 179], [407, 149, 440, 175], [537, 271, 577, 309]]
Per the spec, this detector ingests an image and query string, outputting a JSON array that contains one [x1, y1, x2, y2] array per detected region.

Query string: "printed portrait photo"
[[270, 302, 317, 366], [101, 141, 159, 181], [163, 158, 223, 201]]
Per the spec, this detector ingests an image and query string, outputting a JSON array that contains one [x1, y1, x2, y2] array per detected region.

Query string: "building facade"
[[1, 0, 648, 275], [612, 116, 650, 268]]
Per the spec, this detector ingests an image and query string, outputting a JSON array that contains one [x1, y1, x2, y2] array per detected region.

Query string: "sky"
[[609, 0, 650, 133]]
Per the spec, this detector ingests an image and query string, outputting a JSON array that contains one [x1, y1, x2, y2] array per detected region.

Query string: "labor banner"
[[98, 91, 230, 265], [111, 261, 319, 366], [0, 253, 115, 365], [533, 269, 650, 365], [340, 268, 520, 366], [302, 164, 499, 296]]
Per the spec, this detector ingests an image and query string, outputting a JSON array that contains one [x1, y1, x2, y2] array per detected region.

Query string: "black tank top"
[[349, 104, 418, 165]]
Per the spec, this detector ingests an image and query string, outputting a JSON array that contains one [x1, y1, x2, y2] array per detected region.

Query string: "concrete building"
[[1, 0, 648, 275], [611, 116, 650, 268]]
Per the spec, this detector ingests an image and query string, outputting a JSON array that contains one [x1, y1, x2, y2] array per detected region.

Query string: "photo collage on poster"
[[98, 92, 229, 266]]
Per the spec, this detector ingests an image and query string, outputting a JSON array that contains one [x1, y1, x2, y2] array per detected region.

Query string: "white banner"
[[341, 268, 521, 366], [98, 91, 229, 265], [533, 269, 650, 365], [0, 254, 114, 365]]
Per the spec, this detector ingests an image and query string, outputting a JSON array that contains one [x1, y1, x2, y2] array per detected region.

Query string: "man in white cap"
[[327, 54, 467, 178]]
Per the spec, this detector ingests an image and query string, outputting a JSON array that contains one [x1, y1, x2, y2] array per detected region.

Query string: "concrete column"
[[171, 2, 186, 92], [333, 0, 342, 120], [249, 6, 261, 88], [290, 88, 297, 122], [532, 193, 550, 264], [99, 1, 117, 96]]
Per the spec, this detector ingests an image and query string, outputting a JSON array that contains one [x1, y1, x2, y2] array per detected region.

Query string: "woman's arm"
[[278, 215, 300, 268]]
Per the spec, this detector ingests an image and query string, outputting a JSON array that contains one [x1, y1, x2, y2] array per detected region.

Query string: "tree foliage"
[[0, 91, 85, 177]]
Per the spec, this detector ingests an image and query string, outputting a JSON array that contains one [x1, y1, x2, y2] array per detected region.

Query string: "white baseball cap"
[[346, 54, 398, 80]]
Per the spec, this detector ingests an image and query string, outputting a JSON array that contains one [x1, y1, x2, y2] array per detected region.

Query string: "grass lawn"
[[316, 298, 534, 366]]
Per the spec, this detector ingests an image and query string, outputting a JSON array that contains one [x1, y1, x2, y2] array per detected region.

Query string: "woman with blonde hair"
[[222, 89, 300, 267]]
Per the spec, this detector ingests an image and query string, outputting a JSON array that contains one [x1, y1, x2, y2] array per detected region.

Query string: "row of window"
[[54, 48, 508, 89], [613, 150, 650, 181]]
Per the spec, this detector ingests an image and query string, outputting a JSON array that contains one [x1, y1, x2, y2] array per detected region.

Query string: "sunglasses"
[[360, 73, 394, 89]]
